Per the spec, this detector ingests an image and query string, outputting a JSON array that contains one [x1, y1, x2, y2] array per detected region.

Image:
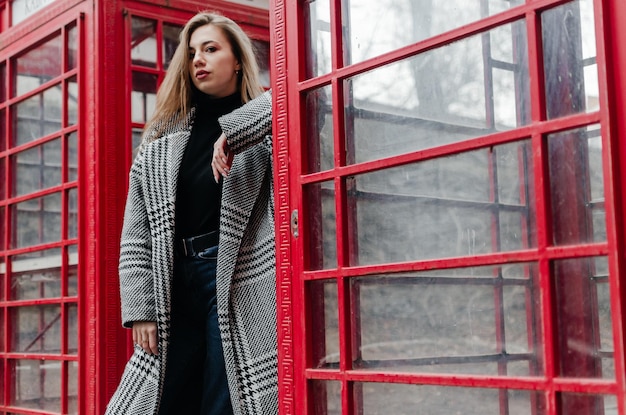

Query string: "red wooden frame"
[[272, 0, 626, 414]]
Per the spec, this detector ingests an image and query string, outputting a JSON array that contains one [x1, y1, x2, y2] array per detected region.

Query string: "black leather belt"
[[177, 230, 219, 257]]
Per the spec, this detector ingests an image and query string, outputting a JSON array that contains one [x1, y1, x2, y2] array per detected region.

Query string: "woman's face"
[[188, 24, 241, 98]]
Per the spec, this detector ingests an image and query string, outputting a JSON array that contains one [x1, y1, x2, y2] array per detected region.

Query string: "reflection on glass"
[[67, 76, 78, 126], [68, 132, 78, 182], [359, 383, 542, 415], [163, 23, 182, 69], [304, 181, 337, 270], [305, 85, 334, 173], [132, 72, 157, 123], [131, 17, 157, 68], [557, 392, 615, 415], [12, 359, 61, 412], [0, 206, 4, 251], [132, 127, 143, 154], [310, 380, 341, 415], [67, 24, 78, 71], [12, 138, 62, 197], [305, 0, 332, 77], [68, 187, 78, 239], [0, 62, 6, 102], [342, 0, 524, 65], [252, 40, 270, 87], [543, 0, 598, 119], [12, 192, 62, 248], [14, 85, 63, 146], [10, 248, 62, 298], [12, 306, 62, 353], [345, 21, 529, 164], [68, 248, 78, 297], [309, 280, 338, 368], [14, 34, 63, 97], [553, 256, 612, 380], [0, 108, 5, 152], [0, 158, 5, 198], [349, 141, 534, 266], [352, 264, 540, 376], [0, 310, 4, 352], [68, 361, 78, 413], [68, 304, 78, 353], [548, 125, 605, 246]]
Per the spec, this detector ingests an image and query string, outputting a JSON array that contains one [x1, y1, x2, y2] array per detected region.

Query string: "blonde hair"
[[144, 11, 264, 138]]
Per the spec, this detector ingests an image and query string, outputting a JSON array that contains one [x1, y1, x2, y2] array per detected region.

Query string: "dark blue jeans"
[[158, 245, 233, 415]]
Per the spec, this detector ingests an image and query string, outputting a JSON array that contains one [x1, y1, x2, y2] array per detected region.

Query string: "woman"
[[106, 11, 276, 415]]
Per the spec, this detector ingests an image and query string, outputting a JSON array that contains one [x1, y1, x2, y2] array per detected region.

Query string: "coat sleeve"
[[118, 149, 157, 328], [218, 89, 272, 154]]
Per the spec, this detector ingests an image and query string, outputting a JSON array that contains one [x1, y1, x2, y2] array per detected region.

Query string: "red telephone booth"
[[0, 1, 269, 413], [271, 0, 626, 414]]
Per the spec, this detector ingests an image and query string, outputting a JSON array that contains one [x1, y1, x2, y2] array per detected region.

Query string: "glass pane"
[[543, 0, 598, 119], [13, 85, 63, 146], [557, 392, 616, 415], [305, 85, 334, 173], [303, 181, 337, 270], [163, 23, 182, 69], [309, 380, 341, 415], [11, 359, 61, 412], [67, 76, 78, 126], [548, 125, 605, 246], [343, 0, 525, 66], [0, 61, 5, 102], [67, 24, 78, 71], [68, 361, 78, 414], [352, 264, 541, 376], [132, 72, 157, 123], [553, 256, 612, 379], [14, 34, 62, 97], [0, 206, 5, 251], [0, 157, 5, 199], [308, 280, 338, 368], [131, 17, 157, 68], [67, 131, 78, 182], [68, 245, 78, 296], [358, 383, 544, 415], [67, 304, 77, 353], [12, 138, 62, 197], [132, 127, 143, 152], [0, 108, 6, 152], [12, 192, 62, 248], [11, 305, 62, 353], [345, 21, 529, 165], [0, 309, 4, 352], [349, 140, 534, 266], [252, 40, 270, 87], [11, 249, 62, 300], [305, 0, 332, 77], [68, 187, 78, 239]]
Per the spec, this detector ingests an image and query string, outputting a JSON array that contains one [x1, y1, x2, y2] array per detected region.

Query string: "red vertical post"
[[600, 0, 626, 413]]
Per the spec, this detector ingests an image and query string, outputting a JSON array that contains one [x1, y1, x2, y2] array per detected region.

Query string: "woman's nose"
[[193, 52, 204, 66]]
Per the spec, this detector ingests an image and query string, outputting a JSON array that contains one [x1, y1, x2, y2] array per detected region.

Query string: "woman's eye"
[[205, 46, 216, 53], [189, 52, 195, 60]]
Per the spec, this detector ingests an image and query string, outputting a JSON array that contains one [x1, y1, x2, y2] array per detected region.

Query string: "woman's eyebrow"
[[189, 40, 220, 50]]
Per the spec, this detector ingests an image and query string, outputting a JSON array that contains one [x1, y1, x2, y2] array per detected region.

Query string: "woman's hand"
[[212, 133, 234, 183], [132, 321, 158, 355]]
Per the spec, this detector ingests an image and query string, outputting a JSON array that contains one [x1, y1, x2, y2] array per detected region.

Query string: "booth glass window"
[[0, 18, 80, 414], [284, 0, 623, 414]]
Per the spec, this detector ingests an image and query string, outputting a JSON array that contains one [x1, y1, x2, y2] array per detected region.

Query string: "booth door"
[[273, 0, 626, 414]]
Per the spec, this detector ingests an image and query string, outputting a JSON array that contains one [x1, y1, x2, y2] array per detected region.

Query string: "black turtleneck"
[[175, 91, 243, 240]]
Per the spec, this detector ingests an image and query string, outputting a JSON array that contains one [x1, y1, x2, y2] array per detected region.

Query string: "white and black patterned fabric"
[[106, 91, 277, 415]]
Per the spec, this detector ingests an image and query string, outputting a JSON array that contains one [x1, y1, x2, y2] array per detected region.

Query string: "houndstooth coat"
[[105, 91, 277, 415]]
